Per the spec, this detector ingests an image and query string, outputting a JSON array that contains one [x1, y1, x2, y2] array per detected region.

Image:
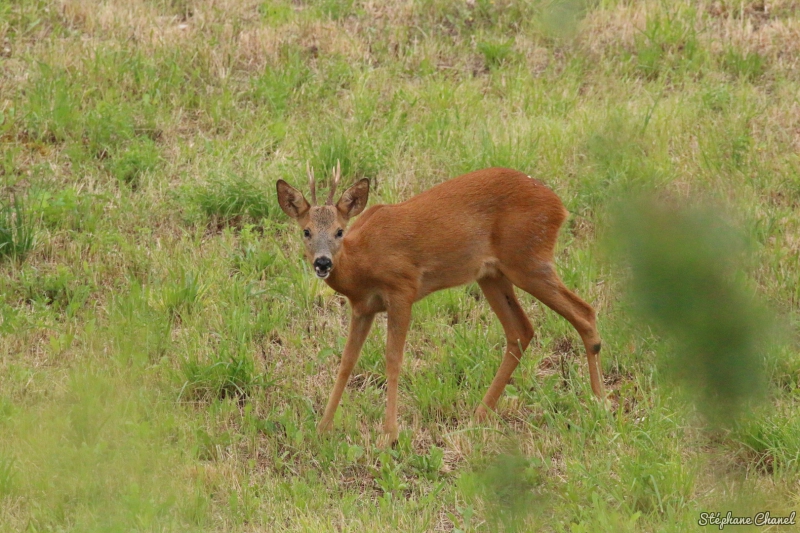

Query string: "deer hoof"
[[377, 428, 398, 449], [316, 419, 333, 434], [474, 405, 490, 422]]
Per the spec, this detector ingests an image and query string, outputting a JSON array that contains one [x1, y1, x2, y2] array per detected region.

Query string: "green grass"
[[183, 174, 278, 226], [1, 0, 799, 531], [0, 195, 36, 261]]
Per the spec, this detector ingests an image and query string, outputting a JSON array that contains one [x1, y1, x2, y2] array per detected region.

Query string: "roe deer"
[[276, 165, 605, 446]]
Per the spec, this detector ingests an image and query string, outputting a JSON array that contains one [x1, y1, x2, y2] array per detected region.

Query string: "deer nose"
[[313, 256, 332, 272]]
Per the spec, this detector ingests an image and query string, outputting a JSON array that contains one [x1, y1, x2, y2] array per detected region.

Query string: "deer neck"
[[323, 239, 359, 297]]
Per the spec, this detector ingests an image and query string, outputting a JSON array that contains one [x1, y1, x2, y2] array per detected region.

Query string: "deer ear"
[[336, 178, 369, 219], [276, 180, 311, 219]]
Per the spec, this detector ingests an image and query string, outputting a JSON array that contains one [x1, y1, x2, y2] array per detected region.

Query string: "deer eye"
[[303, 229, 311, 238], [335, 229, 344, 238]]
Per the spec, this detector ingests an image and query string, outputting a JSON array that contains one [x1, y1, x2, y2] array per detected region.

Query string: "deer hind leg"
[[504, 262, 606, 400], [475, 273, 535, 420], [507, 262, 606, 400]]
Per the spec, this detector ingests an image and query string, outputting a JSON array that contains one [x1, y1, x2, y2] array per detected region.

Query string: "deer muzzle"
[[313, 256, 333, 279]]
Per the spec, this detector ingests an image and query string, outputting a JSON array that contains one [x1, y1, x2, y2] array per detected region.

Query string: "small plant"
[[106, 137, 161, 188], [32, 187, 103, 232], [159, 269, 208, 321], [410, 445, 444, 481], [0, 194, 36, 262], [373, 451, 409, 498], [343, 442, 365, 463], [477, 39, 516, 70], [447, 504, 476, 533], [722, 48, 765, 81]]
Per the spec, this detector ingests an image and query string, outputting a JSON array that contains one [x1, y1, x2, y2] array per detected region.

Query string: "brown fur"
[[277, 167, 605, 446]]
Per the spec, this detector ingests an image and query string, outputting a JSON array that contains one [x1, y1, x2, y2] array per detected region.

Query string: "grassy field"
[[1, 0, 800, 531]]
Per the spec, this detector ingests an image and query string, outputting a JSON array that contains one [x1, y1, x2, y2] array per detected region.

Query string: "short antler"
[[306, 161, 317, 205], [326, 160, 341, 205]]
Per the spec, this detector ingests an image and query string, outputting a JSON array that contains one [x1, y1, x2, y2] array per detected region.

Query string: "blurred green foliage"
[[613, 198, 770, 425]]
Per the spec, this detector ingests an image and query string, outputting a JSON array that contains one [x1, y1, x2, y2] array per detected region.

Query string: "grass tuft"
[[179, 348, 268, 404], [106, 137, 161, 188], [722, 48, 766, 81], [306, 130, 380, 182], [188, 176, 276, 225], [186, 175, 276, 227], [0, 194, 36, 262], [159, 269, 208, 321], [477, 39, 516, 70]]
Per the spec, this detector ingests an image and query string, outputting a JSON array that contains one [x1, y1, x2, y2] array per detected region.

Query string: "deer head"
[[276, 161, 370, 279]]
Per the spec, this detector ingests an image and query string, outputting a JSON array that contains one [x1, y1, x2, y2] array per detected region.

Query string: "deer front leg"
[[379, 299, 412, 447], [317, 311, 375, 434]]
